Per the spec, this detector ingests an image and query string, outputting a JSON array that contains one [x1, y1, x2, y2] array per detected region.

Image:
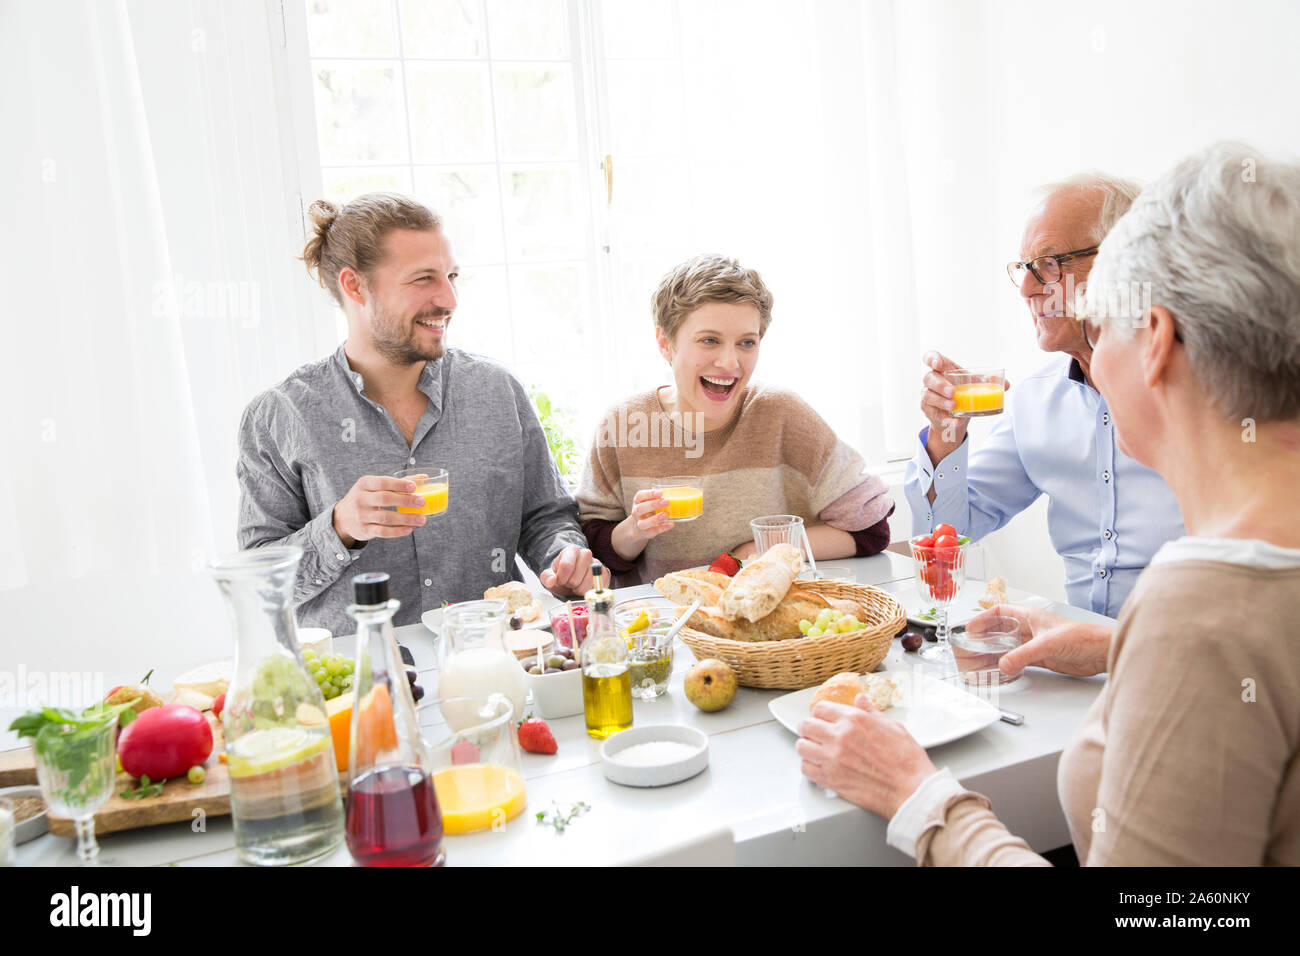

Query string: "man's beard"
[[370, 306, 450, 365]]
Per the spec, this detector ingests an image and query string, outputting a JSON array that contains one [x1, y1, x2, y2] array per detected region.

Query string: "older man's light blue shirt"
[[902, 355, 1184, 617]]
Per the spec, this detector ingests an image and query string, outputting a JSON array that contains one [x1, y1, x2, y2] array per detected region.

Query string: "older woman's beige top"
[[915, 554, 1300, 866]]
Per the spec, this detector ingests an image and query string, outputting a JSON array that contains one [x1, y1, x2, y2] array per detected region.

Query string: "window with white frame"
[[291, 0, 918, 471]]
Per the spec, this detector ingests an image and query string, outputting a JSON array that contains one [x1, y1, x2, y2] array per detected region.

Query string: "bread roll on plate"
[[484, 581, 542, 623], [718, 543, 803, 622], [809, 672, 900, 712]]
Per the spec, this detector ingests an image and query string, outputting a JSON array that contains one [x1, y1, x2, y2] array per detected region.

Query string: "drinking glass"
[[393, 467, 450, 516], [420, 695, 526, 836], [951, 614, 1023, 687], [750, 514, 819, 578], [549, 600, 590, 652], [650, 476, 704, 523], [949, 368, 1005, 418], [614, 604, 677, 700], [909, 538, 970, 665], [32, 716, 118, 864]]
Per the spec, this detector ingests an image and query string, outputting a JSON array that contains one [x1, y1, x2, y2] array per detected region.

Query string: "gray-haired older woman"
[[798, 142, 1300, 866]]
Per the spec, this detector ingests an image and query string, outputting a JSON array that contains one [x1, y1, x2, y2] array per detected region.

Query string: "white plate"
[[767, 669, 1000, 750], [891, 579, 988, 629], [420, 605, 550, 638]]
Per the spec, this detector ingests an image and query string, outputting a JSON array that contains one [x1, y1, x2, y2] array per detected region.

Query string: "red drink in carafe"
[[346, 765, 445, 866]]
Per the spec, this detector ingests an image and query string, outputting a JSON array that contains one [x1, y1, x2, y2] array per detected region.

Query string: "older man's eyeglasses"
[[1006, 246, 1100, 287], [1079, 317, 1103, 349]]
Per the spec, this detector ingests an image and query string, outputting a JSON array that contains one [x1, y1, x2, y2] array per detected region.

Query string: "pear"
[[684, 659, 737, 712]]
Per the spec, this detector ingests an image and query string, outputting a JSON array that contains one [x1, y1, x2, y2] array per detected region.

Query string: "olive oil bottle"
[[581, 562, 633, 739]]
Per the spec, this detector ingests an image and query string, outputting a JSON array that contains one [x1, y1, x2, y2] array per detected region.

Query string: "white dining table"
[[14, 550, 1111, 867]]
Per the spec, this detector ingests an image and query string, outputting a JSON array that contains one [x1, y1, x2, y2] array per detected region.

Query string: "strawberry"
[[708, 552, 741, 577], [450, 739, 481, 764], [518, 717, 557, 755]]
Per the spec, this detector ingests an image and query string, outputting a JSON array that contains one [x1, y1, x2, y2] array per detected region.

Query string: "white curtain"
[[0, 0, 328, 736]]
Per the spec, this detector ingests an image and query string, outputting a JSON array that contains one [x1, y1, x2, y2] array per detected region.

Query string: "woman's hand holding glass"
[[797, 696, 936, 819], [610, 490, 676, 561]]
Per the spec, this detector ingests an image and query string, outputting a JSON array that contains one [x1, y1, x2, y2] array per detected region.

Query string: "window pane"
[[313, 62, 408, 164], [604, 61, 681, 158], [406, 64, 496, 163], [607, 157, 686, 253], [502, 166, 585, 260], [508, 264, 587, 366], [493, 67, 576, 161], [413, 166, 505, 264], [398, 0, 486, 58], [486, 0, 568, 59], [599, 0, 676, 58], [322, 166, 414, 202], [448, 264, 513, 363], [307, 0, 398, 57]]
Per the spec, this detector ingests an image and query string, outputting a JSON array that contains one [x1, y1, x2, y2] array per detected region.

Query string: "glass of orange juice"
[[393, 467, 449, 517], [420, 695, 526, 836], [949, 368, 1005, 418], [651, 476, 704, 523]]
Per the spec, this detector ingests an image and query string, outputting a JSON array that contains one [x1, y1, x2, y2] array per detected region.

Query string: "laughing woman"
[[577, 254, 893, 586], [798, 143, 1300, 865]]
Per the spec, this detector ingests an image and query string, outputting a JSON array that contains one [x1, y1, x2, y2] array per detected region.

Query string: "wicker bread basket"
[[677, 580, 907, 690]]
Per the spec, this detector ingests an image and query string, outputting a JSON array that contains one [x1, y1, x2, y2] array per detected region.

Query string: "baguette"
[[654, 570, 728, 607], [685, 590, 830, 642], [685, 606, 746, 641], [717, 543, 803, 622]]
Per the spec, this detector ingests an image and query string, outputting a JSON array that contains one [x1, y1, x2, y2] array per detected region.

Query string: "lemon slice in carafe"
[[227, 726, 331, 778]]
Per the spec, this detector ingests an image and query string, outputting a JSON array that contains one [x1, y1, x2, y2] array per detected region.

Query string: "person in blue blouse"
[[903, 174, 1184, 617]]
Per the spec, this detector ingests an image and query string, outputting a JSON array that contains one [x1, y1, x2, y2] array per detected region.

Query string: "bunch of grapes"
[[251, 655, 312, 702], [798, 608, 864, 638], [303, 649, 354, 701]]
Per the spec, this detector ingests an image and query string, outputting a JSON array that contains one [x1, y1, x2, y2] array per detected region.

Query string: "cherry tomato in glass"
[[934, 534, 959, 550], [930, 579, 957, 602], [914, 535, 935, 550], [933, 523, 957, 540], [920, 563, 950, 587]]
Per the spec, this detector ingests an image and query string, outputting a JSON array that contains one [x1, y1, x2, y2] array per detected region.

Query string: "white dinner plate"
[[420, 605, 550, 638], [891, 579, 988, 629], [767, 668, 1000, 750]]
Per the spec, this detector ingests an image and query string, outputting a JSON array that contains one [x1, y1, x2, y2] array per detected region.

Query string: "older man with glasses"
[[902, 175, 1184, 617]]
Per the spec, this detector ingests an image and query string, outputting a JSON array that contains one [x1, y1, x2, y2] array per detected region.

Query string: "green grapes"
[[797, 608, 864, 639]]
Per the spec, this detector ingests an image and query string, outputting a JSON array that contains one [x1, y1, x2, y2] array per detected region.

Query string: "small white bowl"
[[599, 725, 709, 787], [526, 667, 583, 719], [0, 785, 48, 844]]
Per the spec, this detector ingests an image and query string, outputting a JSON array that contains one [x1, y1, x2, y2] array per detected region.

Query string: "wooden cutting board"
[[0, 721, 233, 836], [3, 719, 350, 837]]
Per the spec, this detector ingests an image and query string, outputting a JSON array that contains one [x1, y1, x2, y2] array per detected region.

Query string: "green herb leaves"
[[535, 800, 590, 834]]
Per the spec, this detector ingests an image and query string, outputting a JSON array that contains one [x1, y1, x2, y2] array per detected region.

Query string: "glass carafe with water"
[[344, 572, 444, 866], [208, 546, 345, 866]]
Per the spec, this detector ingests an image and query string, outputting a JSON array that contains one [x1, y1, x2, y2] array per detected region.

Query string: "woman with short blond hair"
[[577, 253, 893, 585]]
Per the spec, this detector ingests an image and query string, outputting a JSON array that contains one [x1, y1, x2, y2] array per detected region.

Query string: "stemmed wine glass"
[[32, 713, 119, 864], [909, 537, 970, 666]]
